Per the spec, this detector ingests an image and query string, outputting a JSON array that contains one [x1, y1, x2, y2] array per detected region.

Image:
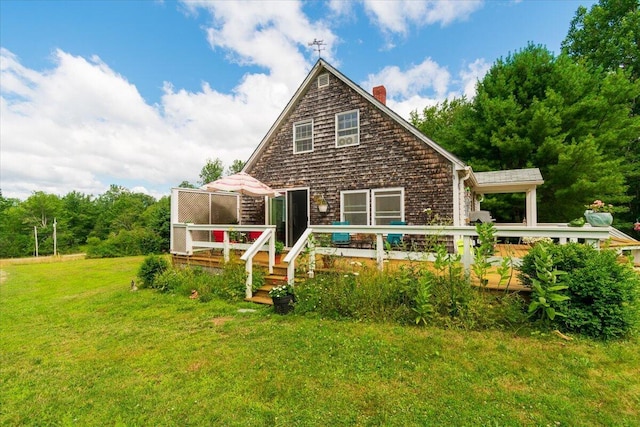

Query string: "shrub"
[[137, 255, 170, 289], [86, 229, 163, 258], [520, 243, 640, 339]]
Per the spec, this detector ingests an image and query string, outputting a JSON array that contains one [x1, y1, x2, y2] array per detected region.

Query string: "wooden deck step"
[[245, 295, 273, 305]]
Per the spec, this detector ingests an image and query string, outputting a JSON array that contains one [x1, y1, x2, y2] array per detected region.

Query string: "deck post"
[[268, 232, 275, 274], [223, 231, 230, 263], [462, 235, 472, 272], [308, 239, 316, 277], [376, 233, 384, 271], [245, 260, 253, 299], [185, 225, 194, 256]]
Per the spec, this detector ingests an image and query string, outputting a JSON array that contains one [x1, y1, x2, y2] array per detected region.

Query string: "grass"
[[1, 257, 639, 426]]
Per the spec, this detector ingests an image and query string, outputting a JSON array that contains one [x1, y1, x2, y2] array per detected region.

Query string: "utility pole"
[[53, 218, 57, 256], [34, 226, 38, 257]]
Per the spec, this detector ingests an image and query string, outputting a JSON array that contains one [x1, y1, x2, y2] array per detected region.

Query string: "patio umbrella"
[[201, 172, 280, 197]]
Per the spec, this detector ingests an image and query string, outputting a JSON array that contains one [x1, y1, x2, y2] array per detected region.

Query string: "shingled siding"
[[243, 71, 454, 227]]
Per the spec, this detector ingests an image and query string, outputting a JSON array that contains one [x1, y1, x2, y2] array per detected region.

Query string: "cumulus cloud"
[[458, 58, 490, 99], [362, 0, 484, 34], [182, 0, 338, 87], [361, 58, 451, 118], [0, 48, 288, 200]]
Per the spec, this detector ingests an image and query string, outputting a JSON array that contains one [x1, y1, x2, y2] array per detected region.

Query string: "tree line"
[[0, 158, 242, 258], [411, 0, 639, 235]]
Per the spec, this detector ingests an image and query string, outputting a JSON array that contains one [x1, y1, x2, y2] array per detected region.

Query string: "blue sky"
[[0, 0, 596, 200]]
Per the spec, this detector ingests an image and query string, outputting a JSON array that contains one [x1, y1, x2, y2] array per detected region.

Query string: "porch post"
[[376, 233, 384, 271], [245, 261, 253, 299], [526, 188, 537, 227]]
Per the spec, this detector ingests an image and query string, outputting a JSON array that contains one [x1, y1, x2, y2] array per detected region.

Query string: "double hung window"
[[294, 120, 313, 153], [336, 110, 359, 147]]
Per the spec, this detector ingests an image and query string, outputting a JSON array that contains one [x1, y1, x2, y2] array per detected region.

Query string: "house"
[[240, 59, 542, 246]]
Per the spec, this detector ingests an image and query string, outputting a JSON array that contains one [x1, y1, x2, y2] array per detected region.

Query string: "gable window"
[[317, 73, 329, 88], [372, 188, 404, 225], [336, 110, 359, 147], [341, 190, 369, 225], [293, 120, 313, 153]]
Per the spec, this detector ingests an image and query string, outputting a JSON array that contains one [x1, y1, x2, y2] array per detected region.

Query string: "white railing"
[[240, 229, 276, 299], [282, 224, 613, 285], [171, 223, 277, 299]]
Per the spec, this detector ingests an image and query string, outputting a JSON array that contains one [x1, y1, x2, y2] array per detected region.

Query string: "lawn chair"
[[386, 220, 406, 247], [331, 221, 351, 246]]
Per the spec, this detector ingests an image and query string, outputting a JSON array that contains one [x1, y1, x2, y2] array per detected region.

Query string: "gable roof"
[[471, 168, 544, 193], [243, 59, 467, 172]]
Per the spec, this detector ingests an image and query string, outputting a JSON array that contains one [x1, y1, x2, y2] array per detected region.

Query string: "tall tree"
[[412, 44, 639, 223], [562, 0, 639, 81], [562, 0, 640, 234], [199, 158, 224, 185], [227, 159, 245, 175]]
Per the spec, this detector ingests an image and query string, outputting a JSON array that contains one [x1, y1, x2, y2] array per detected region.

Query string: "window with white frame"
[[341, 190, 369, 225], [336, 110, 359, 147], [293, 120, 313, 153], [372, 188, 404, 225]]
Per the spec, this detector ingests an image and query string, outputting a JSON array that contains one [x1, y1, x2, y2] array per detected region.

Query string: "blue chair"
[[331, 221, 351, 246], [387, 221, 406, 246]]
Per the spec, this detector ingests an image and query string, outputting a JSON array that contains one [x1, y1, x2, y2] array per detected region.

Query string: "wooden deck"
[[172, 248, 531, 306]]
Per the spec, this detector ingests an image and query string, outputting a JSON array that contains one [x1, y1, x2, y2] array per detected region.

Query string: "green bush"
[[294, 258, 527, 331], [520, 243, 640, 339], [137, 255, 170, 289], [86, 229, 163, 258]]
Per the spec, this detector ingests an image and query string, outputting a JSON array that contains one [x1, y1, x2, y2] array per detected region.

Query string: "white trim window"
[[372, 188, 404, 225], [336, 110, 359, 147], [341, 190, 369, 225], [293, 120, 313, 154]]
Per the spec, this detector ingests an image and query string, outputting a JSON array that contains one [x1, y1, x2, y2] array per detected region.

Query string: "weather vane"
[[308, 39, 326, 59]]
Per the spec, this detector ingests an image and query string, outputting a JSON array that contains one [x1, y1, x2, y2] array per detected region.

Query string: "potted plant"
[[269, 283, 294, 314], [274, 241, 284, 264], [313, 194, 328, 213], [584, 200, 614, 227]]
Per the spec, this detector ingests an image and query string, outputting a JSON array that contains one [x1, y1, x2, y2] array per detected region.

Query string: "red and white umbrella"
[[201, 172, 280, 197]]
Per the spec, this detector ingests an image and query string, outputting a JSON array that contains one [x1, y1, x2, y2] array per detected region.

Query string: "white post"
[[462, 235, 473, 272], [268, 232, 275, 274], [376, 233, 384, 271], [245, 261, 253, 299], [34, 226, 39, 257], [223, 230, 230, 263], [53, 218, 57, 256], [526, 188, 537, 227], [185, 226, 194, 256]]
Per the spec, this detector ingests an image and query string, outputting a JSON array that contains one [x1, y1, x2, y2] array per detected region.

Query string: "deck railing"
[[171, 223, 277, 298], [282, 224, 613, 285]]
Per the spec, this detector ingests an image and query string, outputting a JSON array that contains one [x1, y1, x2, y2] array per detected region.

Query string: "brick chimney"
[[373, 85, 386, 105]]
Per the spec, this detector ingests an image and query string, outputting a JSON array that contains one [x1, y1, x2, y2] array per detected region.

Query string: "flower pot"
[[272, 295, 293, 314], [318, 204, 328, 213], [584, 211, 613, 227]]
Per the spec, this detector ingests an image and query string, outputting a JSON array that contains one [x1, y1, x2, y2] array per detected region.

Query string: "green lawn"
[[1, 257, 639, 426]]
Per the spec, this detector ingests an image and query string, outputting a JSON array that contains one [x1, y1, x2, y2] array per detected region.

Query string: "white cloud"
[[457, 58, 490, 99], [361, 58, 451, 118], [363, 0, 484, 34], [0, 48, 288, 200], [182, 0, 338, 88]]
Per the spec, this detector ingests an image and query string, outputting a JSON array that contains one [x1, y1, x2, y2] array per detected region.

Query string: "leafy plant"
[[137, 254, 170, 289], [413, 273, 434, 326], [526, 246, 569, 324], [472, 222, 496, 289]]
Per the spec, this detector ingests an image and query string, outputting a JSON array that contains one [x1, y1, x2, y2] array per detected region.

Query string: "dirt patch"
[[0, 270, 7, 284], [210, 316, 233, 326]]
